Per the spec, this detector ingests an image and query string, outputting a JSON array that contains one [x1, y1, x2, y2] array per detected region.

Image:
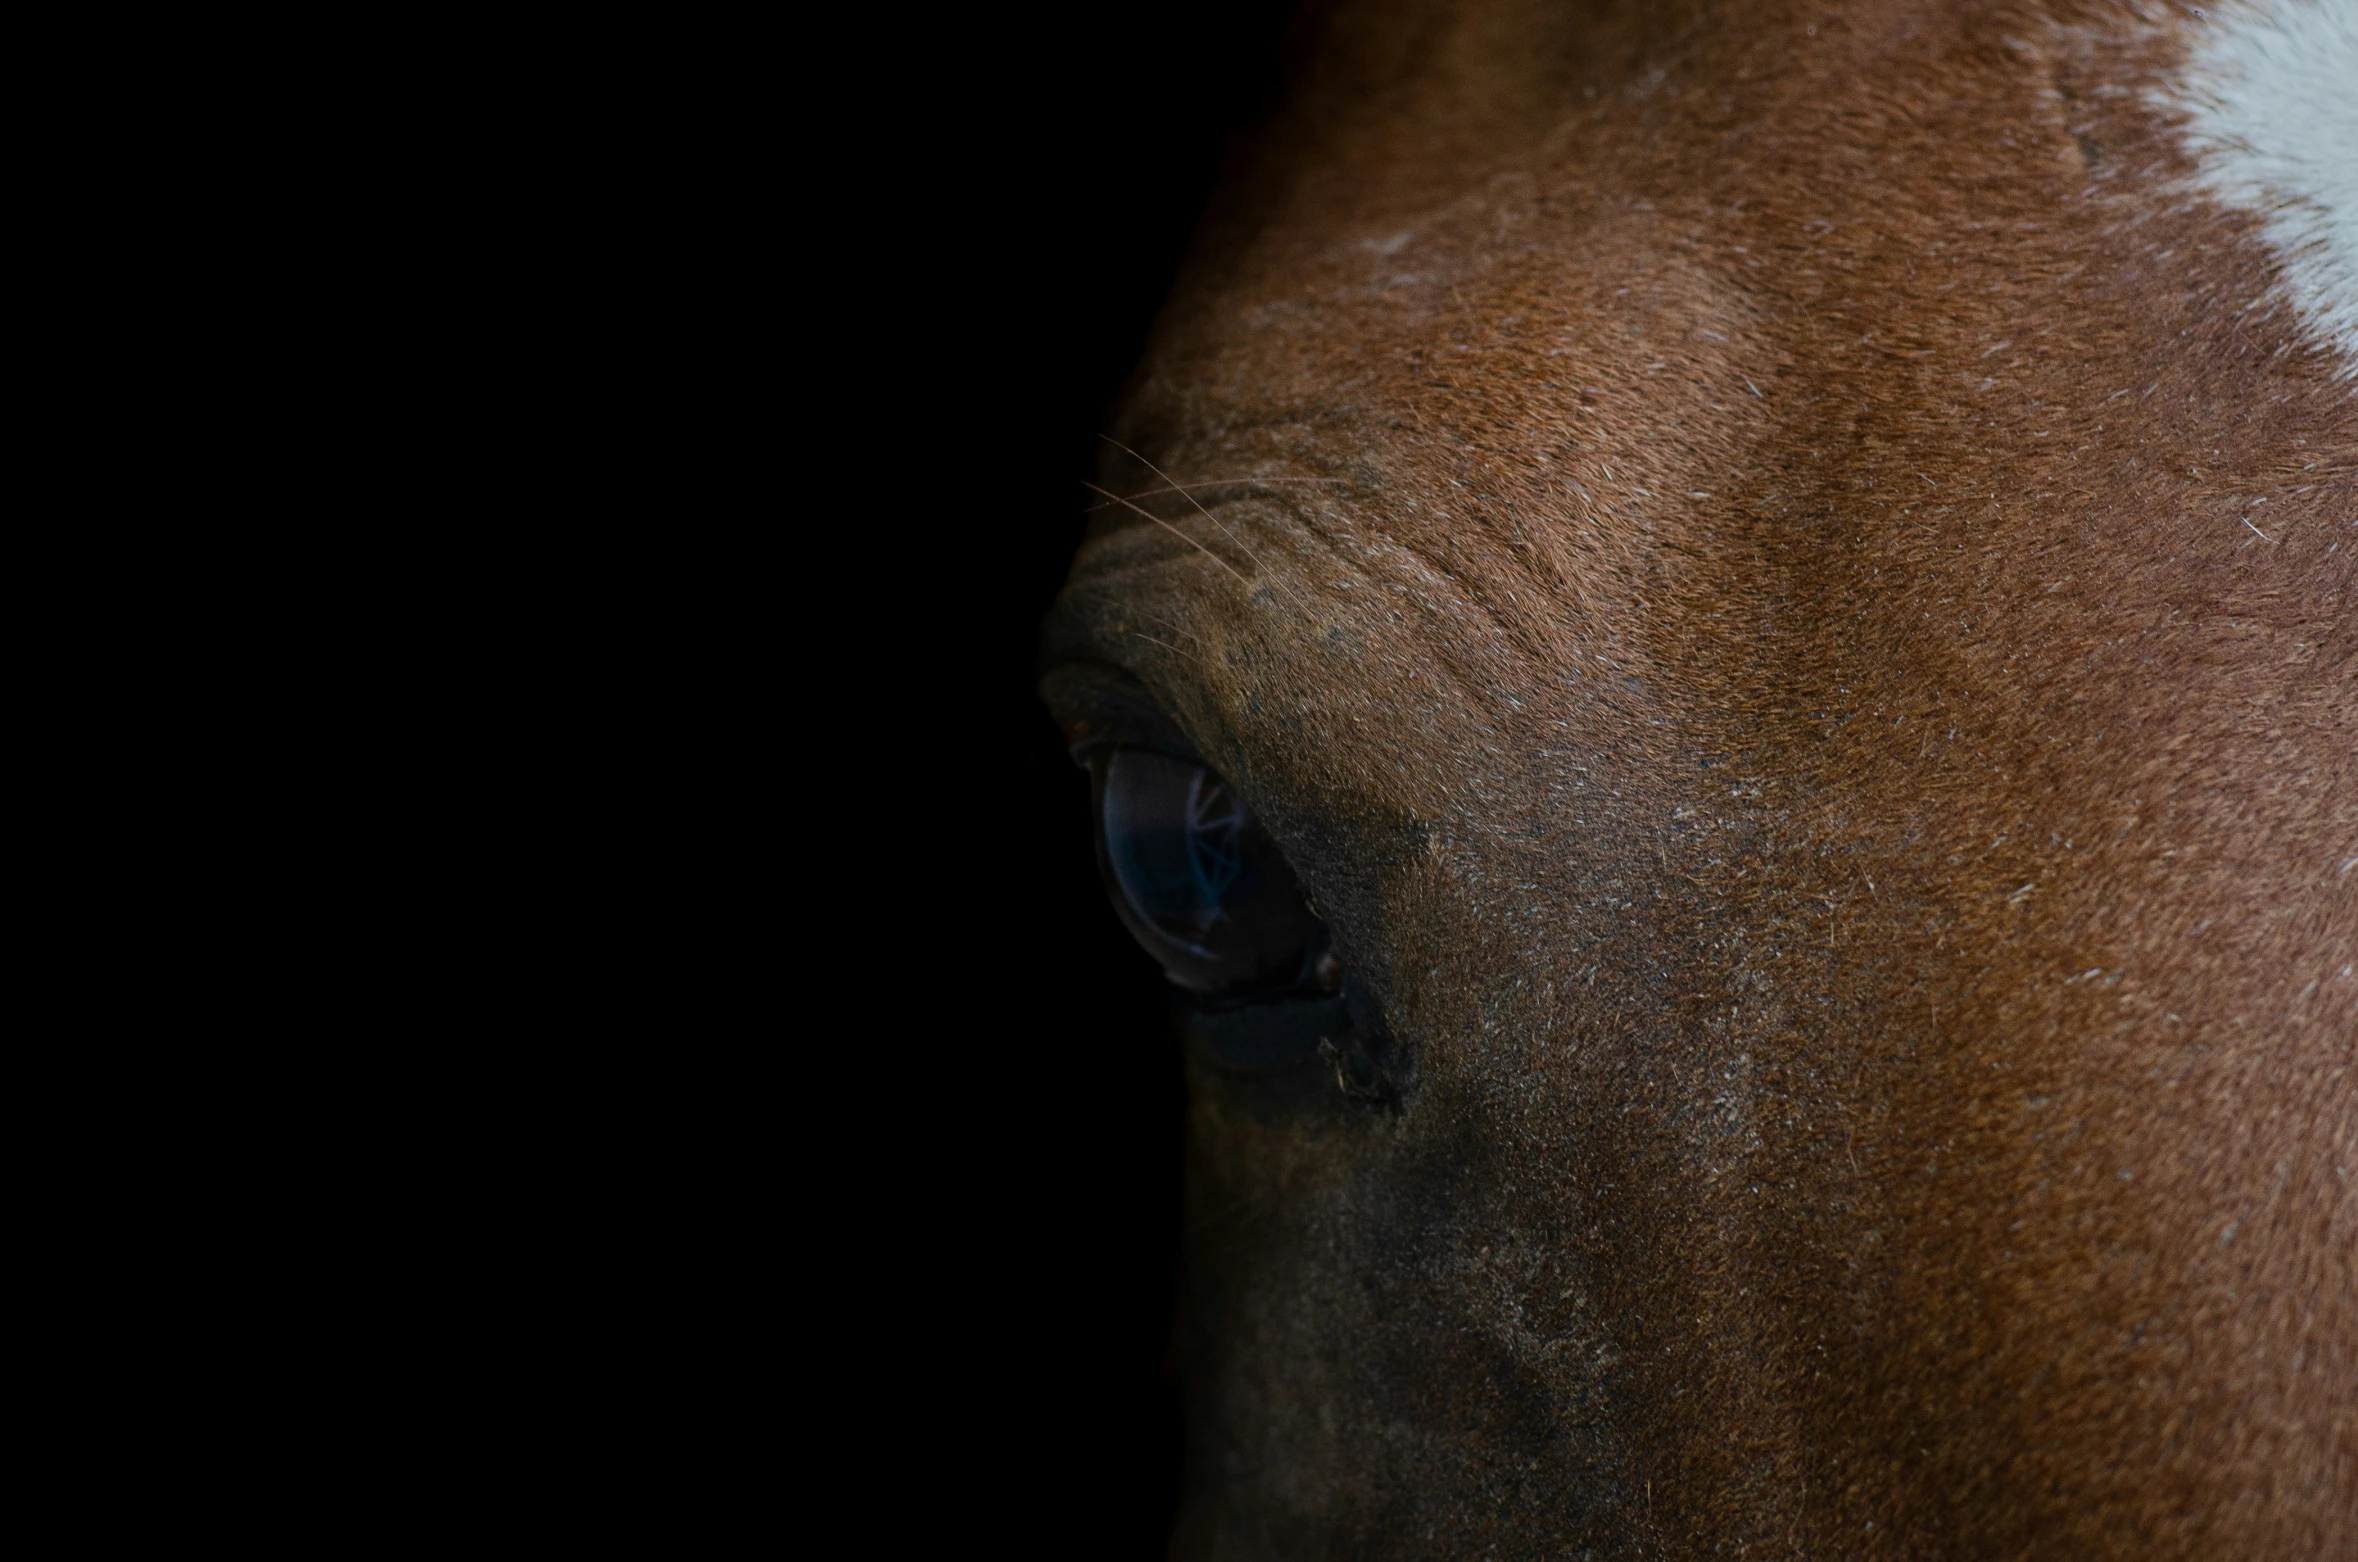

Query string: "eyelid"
[[1038, 662, 1199, 766]]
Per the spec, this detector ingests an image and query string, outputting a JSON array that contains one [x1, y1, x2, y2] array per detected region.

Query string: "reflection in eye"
[[1095, 748, 1334, 997]]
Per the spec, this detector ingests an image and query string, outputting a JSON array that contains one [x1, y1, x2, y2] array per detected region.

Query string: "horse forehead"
[[1125, 0, 2358, 483]]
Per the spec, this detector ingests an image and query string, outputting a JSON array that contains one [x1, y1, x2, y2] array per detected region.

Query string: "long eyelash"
[[1081, 476, 1346, 513], [1143, 608, 1205, 644], [1100, 435, 1267, 572], [1081, 480, 1254, 585], [1132, 631, 1203, 664], [1092, 442, 1333, 625]]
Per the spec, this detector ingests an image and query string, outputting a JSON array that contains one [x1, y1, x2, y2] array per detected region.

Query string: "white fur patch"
[[2164, 0, 2358, 374]]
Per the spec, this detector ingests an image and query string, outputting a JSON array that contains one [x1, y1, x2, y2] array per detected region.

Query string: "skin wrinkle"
[[1041, 1, 2355, 1556]]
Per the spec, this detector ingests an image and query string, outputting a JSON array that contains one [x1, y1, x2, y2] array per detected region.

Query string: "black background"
[[897, 4, 1305, 1552]]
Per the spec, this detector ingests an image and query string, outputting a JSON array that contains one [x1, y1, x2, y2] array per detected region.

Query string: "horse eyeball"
[[1094, 748, 1328, 997]]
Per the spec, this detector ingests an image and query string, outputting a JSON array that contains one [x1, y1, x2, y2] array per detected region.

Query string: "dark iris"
[[1093, 748, 1330, 997]]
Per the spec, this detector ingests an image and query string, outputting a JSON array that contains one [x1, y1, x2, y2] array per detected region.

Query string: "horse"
[[1038, 1, 2354, 1554]]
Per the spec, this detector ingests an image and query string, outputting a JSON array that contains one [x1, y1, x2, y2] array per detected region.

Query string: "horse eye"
[[1093, 748, 1335, 997]]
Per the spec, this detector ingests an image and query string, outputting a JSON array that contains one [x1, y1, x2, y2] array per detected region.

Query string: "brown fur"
[[1039, 1, 2355, 1555]]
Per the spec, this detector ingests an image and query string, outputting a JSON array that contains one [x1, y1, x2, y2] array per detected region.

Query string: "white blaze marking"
[[2164, 0, 2358, 373]]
